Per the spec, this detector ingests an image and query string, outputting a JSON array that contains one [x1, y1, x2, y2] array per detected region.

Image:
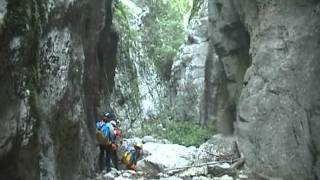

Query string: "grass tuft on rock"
[[142, 118, 215, 147]]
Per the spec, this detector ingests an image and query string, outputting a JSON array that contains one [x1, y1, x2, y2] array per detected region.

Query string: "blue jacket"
[[96, 121, 113, 139]]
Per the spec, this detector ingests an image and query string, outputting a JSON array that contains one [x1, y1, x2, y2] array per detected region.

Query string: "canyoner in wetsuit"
[[119, 142, 143, 170], [96, 112, 114, 172]]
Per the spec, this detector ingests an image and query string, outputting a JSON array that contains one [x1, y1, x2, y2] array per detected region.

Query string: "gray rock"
[[142, 135, 171, 144], [114, 177, 132, 180], [142, 136, 157, 143], [170, 41, 209, 121], [110, 0, 166, 134], [158, 172, 169, 178], [160, 176, 183, 180], [122, 138, 143, 147], [122, 172, 132, 178], [208, 163, 233, 177], [178, 166, 208, 178], [0, 0, 6, 32], [138, 143, 196, 173], [238, 174, 248, 180], [195, 134, 238, 163], [0, 0, 118, 179], [192, 176, 211, 180], [170, 0, 209, 123], [218, 175, 233, 180], [127, 170, 137, 175], [103, 173, 115, 180], [208, 0, 320, 179]]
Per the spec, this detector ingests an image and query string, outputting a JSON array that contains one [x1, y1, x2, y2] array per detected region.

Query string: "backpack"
[[119, 142, 133, 165], [114, 128, 122, 138], [119, 142, 139, 165], [96, 121, 112, 145]]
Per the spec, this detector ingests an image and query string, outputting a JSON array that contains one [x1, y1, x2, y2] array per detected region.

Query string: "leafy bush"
[[142, 118, 215, 147], [114, 0, 193, 81], [139, 0, 193, 81]]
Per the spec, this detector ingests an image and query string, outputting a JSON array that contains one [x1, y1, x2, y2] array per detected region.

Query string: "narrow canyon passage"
[[0, 0, 319, 180]]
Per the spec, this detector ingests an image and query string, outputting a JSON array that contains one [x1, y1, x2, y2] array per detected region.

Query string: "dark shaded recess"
[[205, 0, 251, 134], [51, 89, 81, 180], [74, 0, 119, 133], [0, 0, 43, 179], [217, 21, 251, 134], [0, 135, 21, 180]]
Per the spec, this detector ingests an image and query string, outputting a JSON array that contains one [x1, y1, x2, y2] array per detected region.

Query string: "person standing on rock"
[[96, 112, 114, 172], [110, 120, 122, 170]]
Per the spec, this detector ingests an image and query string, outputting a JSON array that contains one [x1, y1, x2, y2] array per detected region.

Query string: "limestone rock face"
[[110, 0, 166, 134], [0, 0, 118, 179], [0, 0, 5, 29], [208, 0, 320, 179], [170, 0, 209, 123]]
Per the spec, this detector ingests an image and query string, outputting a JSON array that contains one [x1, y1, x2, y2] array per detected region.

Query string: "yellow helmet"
[[134, 143, 143, 150]]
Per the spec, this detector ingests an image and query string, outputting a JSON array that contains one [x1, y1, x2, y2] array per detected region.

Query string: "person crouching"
[[120, 142, 143, 170]]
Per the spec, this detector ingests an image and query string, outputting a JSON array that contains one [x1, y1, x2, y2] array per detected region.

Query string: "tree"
[[140, 0, 192, 81]]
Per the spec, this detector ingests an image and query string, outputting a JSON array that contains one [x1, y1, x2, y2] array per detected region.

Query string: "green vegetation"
[[114, 0, 192, 80], [189, 0, 205, 21], [113, 1, 143, 125], [142, 117, 214, 147], [139, 0, 193, 81], [140, 89, 215, 147], [115, 0, 215, 145]]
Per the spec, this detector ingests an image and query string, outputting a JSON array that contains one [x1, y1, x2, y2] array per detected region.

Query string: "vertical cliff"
[[208, 0, 320, 179], [0, 0, 118, 179], [170, 0, 209, 124], [109, 0, 166, 134]]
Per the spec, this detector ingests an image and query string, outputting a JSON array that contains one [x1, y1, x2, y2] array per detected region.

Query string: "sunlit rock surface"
[[170, 0, 209, 124], [138, 142, 196, 172], [110, 0, 166, 134]]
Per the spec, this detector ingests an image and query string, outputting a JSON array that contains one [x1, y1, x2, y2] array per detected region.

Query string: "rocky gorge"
[[0, 0, 320, 180], [96, 135, 245, 180]]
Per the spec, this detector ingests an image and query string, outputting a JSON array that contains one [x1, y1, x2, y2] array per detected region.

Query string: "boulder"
[[160, 176, 183, 180], [192, 176, 211, 180], [195, 134, 239, 163], [218, 175, 233, 180], [137, 143, 196, 173], [207, 163, 233, 177], [178, 166, 208, 178]]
